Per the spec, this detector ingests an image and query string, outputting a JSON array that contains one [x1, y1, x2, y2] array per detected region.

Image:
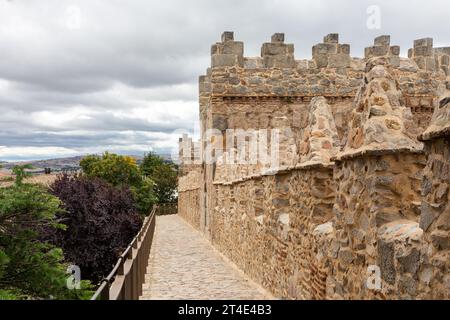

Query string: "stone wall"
[[211, 165, 335, 299], [417, 91, 450, 299], [177, 32, 450, 299], [178, 170, 202, 230], [329, 152, 425, 299]]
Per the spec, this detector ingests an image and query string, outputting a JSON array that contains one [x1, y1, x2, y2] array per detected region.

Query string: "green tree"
[[80, 152, 141, 187], [78, 155, 100, 176], [0, 182, 92, 299], [131, 178, 158, 215], [140, 152, 178, 203], [12, 164, 33, 185], [80, 152, 159, 215]]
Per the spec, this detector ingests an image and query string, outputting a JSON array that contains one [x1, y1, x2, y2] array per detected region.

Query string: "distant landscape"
[[0, 153, 173, 174]]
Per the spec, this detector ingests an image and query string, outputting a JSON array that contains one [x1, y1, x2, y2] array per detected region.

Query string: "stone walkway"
[[140, 215, 271, 300]]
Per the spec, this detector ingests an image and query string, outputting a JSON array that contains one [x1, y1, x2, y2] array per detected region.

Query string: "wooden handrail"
[[91, 205, 157, 300], [155, 202, 178, 216]]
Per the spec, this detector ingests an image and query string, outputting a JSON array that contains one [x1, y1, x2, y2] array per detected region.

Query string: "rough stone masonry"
[[177, 32, 450, 299]]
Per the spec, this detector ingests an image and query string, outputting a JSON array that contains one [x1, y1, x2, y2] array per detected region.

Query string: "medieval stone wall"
[[177, 32, 450, 299], [178, 170, 202, 230]]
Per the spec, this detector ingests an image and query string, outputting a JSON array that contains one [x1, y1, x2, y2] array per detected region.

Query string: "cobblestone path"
[[140, 215, 271, 300]]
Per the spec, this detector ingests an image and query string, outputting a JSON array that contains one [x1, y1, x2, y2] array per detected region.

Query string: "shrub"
[[46, 174, 142, 283], [12, 164, 33, 185], [0, 183, 92, 299]]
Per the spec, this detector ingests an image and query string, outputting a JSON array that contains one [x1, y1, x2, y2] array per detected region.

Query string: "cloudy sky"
[[0, 0, 449, 161]]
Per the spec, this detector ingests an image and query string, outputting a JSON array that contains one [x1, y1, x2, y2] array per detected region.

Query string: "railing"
[[90, 205, 157, 300], [155, 202, 178, 216]]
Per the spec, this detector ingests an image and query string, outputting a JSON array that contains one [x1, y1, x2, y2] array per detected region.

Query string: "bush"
[[46, 174, 143, 284], [0, 182, 92, 299]]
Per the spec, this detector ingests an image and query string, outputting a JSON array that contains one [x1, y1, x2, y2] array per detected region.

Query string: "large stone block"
[[338, 44, 350, 54], [263, 55, 295, 68], [397, 249, 420, 276], [390, 46, 400, 56], [261, 43, 289, 56], [408, 48, 413, 58], [374, 35, 391, 46], [211, 54, 242, 67], [414, 46, 433, 57], [271, 33, 285, 43], [414, 37, 433, 49], [372, 45, 390, 56], [324, 33, 339, 44], [328, 54, 351, 68], [377, 240, 396, 285], [313, 43, 338, 55], [221, 31, 234, 42], [223, 41, 244, 56], [420, 201, 439, 231]]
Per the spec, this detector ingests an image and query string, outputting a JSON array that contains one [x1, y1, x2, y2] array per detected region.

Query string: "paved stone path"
[[140, 215, 271, 300]]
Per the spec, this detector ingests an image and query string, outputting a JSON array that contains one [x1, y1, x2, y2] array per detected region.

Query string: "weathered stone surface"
[[324, 33, 339, 44], [378, 240, 396, 285], [212, 54, 241, 67], [375, 35, 391, 47], [338, 58, 424, 159], [420, 90, 450, 140], [271, 33, 285, 43], [299, 96, 340, 166], [398, 249, 420, 275], [420, 201, 439, 231], [328, 54, 351, 68], [178, 32, 450, 300], [222, 31, 234, 42], [213, 115, 228, 131]]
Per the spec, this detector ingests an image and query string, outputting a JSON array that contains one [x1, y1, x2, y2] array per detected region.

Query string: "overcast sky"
[[0, 0, 449, 161]]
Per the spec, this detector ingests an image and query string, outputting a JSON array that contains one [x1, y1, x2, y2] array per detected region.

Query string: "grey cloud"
[[0, 0, 449, 160]]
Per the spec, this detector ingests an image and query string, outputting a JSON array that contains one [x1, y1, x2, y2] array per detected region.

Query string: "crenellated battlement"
[[206, 32, 449, 73], [178, 32, 450, 300], [312, 33, 351, 68], [198, 32, 448, 140]]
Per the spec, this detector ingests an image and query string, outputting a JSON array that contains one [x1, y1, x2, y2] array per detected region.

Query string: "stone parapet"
[[337, 57, 424, 160], [178, 170, 202, 192], [420, 91, 450, 141], [313, 33, 351, 69], [178, 32, 450, 300]]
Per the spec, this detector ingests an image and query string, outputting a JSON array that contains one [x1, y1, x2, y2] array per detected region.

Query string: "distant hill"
[[0, 153, 173, 173], [0, 156, 85, 173]]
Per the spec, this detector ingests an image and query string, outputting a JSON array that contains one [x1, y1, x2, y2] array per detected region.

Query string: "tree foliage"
[[0, 181, 92, 299], [80, 152, 141, 188], [131, 178, 158, 216], [140, 152, 178, 203], [46, 174, 143, 283], [80, 152, 158, 214], [12, 164, 33, 185]]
